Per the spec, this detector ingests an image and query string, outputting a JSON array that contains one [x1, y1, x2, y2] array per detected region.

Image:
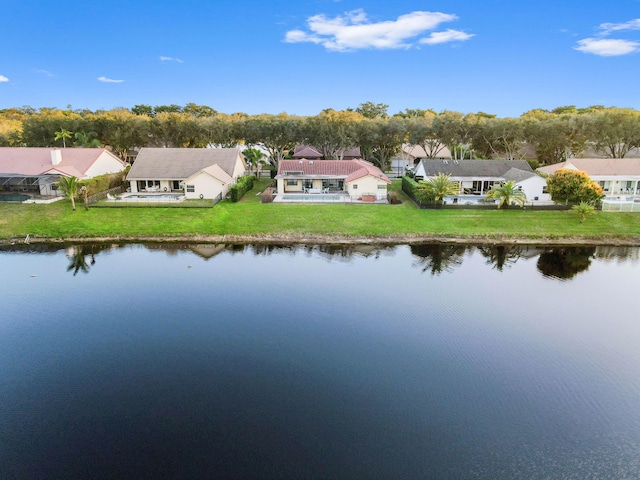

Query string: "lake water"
[[1, 243, 639, 479]]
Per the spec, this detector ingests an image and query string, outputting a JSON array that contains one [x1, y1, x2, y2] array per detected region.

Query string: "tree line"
[[1, 102, 639, 170]]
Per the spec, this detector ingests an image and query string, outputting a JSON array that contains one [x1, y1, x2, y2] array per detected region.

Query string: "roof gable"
[[127, 148, 242, 180], [277, 159, 389, 183], [0, 147, 123, 177], [184, 164, 233, 184], [419, 159, 534, 178]]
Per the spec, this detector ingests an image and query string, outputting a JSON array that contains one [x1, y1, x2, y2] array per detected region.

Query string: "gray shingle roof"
[[419, 159, 534, 178], [126, 148, 242, 180]]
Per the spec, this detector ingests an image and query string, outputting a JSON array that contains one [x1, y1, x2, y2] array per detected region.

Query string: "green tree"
[[73, 131, 101, 147], [416, 173, 460, 205], [572, 201, 596, 223], [356, 117, 406, 171], [57, 175, 79, 211], [355, 101, 389, 119], [546, 169, 604, 204], [485, 180, 527, 208], [54, 128, 73, 148]]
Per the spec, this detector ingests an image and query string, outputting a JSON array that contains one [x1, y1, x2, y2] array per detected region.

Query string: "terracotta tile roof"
[[0, 147, 121, 177], [277, 159, 390, 183], [291, 145, 362, 159], [537, 158, 640, 176], [292, 145, 323, 158]]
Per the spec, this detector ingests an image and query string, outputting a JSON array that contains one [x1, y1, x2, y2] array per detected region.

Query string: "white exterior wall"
[[230, 152, 247, 180], [346, 175, 389, 199], [516, 175, 551, 203], [183, 172, 226, 200], [83, 151, 126, 178], [589, 175, 640, 195]]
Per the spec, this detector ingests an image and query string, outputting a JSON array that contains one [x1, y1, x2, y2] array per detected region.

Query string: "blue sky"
[[1, 0, 639, 117]]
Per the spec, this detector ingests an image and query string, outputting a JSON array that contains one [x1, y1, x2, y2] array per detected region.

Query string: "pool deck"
[[274, 193, 387, 204], [110, 193, 186, 203]]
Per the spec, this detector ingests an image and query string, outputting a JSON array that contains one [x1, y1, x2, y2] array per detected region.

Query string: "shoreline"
[[3, 233, 640, 247]]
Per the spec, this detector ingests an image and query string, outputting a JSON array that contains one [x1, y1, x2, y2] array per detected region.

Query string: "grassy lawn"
[[1, 178, 639, 242]]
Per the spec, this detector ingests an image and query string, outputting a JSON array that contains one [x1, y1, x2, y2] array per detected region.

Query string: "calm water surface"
[[1, 243, 639, 479]]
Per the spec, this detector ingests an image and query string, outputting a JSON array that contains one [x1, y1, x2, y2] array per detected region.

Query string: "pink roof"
[[0, 147, 122, 177], [278, 159, 391, 183], [538, 158, 640, 176]]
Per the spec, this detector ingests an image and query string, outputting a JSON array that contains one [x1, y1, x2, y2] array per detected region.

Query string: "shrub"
[[229, 175, 255, 202], [387, 191, 402, 204], [402, 175, 427, 206], [78, 170, 127, 196]]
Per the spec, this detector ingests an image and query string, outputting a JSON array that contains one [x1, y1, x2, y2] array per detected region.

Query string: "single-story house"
[[414, 159, 551, 204], [276, 159, 391, 201], [537, 158, 640, 198], [126, 148, 246, 200], [0, 147, 126, 197]]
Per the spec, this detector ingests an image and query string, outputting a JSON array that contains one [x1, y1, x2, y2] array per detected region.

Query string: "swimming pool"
[[118, 193, 185, 201], [278, 194, 350, 202], [0, 193, 30, 202]]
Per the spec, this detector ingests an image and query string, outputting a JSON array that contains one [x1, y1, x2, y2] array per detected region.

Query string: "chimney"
[[51, 149, 62, 165]]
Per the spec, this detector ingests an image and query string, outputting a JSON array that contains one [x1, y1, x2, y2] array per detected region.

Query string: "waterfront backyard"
[[1, 179, 640, 243]]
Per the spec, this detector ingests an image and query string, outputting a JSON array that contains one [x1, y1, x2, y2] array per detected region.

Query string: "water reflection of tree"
[[65, 244, 112, 275], [536, 247, 596, 280], [477, 245, 524, 271], [410, 244, 467, 275]]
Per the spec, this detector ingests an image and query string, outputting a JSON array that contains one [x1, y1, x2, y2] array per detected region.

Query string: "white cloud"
[[160, 56, 184, 63], [598, 18, 640, 35], [36, 69, 54, 77], [0, 75, 8, 82], [420, 29, 475, 45], [284, 9, 472, 51], [574, 38, 640, 56], [575, 18, 640, 56], [97, 76, 124, 83]]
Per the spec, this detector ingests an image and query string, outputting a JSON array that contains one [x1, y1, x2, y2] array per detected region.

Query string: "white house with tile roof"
[[0, 147, 126, 197], [276, 159, 391, 201], [537, 158, 640, 199], [126, 148, 246, 199]]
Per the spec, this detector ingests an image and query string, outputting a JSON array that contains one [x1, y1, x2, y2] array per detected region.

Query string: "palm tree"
[[57, 176, 79, 211], [485, 180, 527, 208], [572, 201, 596, 223], [242, 147, 267, 178], [416, 173, 460, 205], [54, 128, 73, 148]]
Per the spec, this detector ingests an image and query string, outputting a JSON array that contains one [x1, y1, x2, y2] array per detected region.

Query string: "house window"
[[353, 184, 358, 189], [377, 185, 386, 189], [542, 186, 548, 193], [173, 180, 181, 190], [303, 179, 313, 189], [286, 179, 298, 186], [186, 185, 195, 193]]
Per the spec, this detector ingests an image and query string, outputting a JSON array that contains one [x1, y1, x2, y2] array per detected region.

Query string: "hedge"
[[78, 169, 128, 196], [402, 175, 426, 207], [229, 175, 255, 202]]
